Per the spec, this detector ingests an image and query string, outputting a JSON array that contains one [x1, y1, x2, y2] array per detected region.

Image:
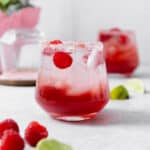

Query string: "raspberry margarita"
[[36, 41, 109, 121], [99, 28, 139, 75]]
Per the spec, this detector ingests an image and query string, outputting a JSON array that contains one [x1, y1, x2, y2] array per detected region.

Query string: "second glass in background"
[[99, 28, 139, 76]]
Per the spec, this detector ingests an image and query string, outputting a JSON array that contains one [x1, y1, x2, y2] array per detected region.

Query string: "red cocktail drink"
[[99, 28, 139, 75], [36, 41, 109, 121]]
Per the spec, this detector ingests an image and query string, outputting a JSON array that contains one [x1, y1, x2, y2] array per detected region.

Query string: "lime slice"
[[125, 79, 145, 94], [36, 139, 72, 150], [110, 85, 129, 100]]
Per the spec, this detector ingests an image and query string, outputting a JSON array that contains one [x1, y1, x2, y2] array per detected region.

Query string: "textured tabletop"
[[0, 66, 150, 150]]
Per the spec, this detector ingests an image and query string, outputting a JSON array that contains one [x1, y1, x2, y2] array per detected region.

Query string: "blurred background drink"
[[99, 28, 139, 76]]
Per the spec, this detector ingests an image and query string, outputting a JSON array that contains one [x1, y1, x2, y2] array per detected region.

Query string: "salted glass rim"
[[42, 41, 103, 55]]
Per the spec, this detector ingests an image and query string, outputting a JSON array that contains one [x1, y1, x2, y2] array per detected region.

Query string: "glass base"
[[50, 113, 97, 121]]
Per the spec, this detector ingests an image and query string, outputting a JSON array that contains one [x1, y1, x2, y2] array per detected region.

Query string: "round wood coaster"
[[0, 69, 37, 86]]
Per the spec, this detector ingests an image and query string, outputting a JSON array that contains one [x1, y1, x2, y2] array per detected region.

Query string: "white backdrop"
[[37, 0, 150, 65]]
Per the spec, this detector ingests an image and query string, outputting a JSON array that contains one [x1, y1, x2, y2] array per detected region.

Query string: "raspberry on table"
[[0, 130, 24, 150], [24, 121, 48, 147], [0, 119, 19, 138]]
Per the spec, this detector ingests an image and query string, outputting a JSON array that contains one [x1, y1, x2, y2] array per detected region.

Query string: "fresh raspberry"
[[99, 33, 112, 42], [49, 40, 62, 45], [119, 34, 128, 44], [24, 121, 48, 147], [43, 40, 62, 56], [53, 51, 73, 69], [0, 119, 19, 138], [0, 130, 24, 150]]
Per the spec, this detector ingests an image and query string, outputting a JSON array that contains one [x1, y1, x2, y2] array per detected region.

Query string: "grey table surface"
[[0, 65, 150, 150]]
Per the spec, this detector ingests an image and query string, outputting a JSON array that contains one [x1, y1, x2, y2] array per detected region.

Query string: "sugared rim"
[[42, 40, 103, 56]]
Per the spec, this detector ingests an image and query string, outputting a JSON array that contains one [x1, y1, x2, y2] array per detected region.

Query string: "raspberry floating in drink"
[[99, 28, 139, 75], [99, 33, 112, 42], [43, 40, 63, 56], [53, 52, 73, 69], [49, 40, 63, 45], [36, 41, 109, 121]]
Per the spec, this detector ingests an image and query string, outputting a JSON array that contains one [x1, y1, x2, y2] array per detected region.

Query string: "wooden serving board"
[[0, 69, 37, 86]]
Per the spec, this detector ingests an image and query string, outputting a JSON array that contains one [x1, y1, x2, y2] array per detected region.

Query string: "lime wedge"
[[36, 139, 72, 150], [110, 85, 129, 100], [125, 79, 145, 94]]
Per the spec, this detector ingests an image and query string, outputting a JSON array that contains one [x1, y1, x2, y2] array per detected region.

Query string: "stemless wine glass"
[[35, 41, 109, 121], [99, 28, 139, 76]]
